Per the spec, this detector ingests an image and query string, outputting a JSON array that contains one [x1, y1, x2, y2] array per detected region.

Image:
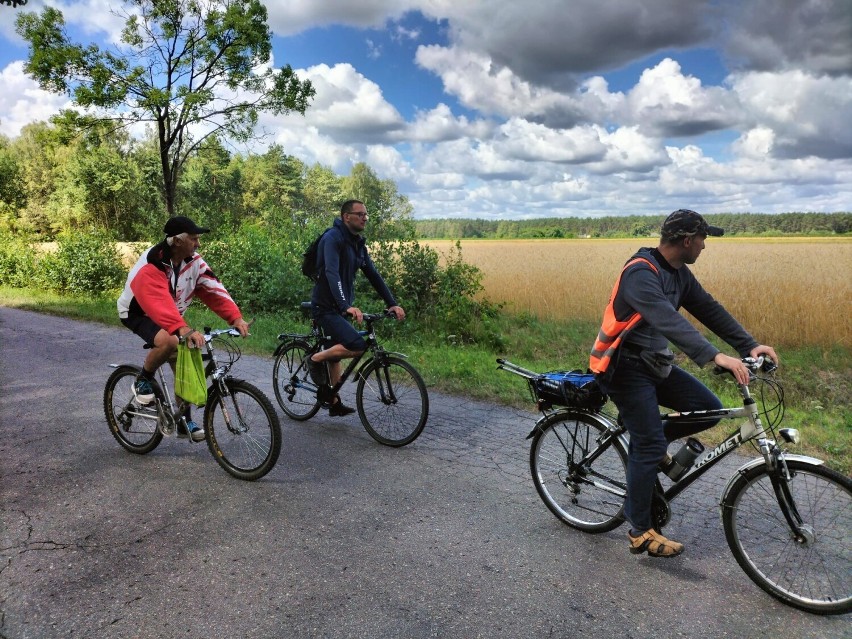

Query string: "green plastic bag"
[[175, 343, 207, 406]]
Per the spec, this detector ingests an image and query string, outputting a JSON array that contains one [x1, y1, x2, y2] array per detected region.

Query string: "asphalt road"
[[0, 307, 848, 638]]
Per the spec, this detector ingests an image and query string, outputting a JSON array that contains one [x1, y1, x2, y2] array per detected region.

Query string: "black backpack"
[[300, 229, 329, 281]]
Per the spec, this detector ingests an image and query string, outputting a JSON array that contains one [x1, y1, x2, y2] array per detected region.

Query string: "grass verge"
[[2, 286, 849, 474]]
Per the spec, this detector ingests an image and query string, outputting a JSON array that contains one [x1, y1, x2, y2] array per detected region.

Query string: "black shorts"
[[121, 314, 163, 347], [315, 311, 366, 352]]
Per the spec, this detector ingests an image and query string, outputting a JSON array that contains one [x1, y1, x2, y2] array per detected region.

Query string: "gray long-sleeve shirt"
[[615, 247, 757, 366]]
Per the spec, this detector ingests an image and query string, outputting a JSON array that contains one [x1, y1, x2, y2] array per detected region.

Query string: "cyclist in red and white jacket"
[[117, 216, 249, 441]]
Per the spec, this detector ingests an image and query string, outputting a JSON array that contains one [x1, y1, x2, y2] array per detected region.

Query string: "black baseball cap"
[[163, 216, 210, 236], [661, 209, 724, 240]]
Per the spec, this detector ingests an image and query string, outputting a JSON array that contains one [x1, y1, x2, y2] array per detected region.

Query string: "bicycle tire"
[[355, 356, 428, 447], [722, 459, 852, 615], [529, 411, 627, 533], [273, 340, 321, 421], [204, 379, 282, 481], [104, 365, 163, 454]]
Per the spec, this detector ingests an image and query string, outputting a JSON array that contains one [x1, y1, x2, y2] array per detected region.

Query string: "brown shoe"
[[628, 529, 684, 558]]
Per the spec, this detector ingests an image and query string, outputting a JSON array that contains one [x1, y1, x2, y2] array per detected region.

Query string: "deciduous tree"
[[16, 0, 314, 217]]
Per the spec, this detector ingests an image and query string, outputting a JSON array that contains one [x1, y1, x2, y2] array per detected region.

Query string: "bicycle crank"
[[651, 487, 671, 531], [156, 400, 176, 436]]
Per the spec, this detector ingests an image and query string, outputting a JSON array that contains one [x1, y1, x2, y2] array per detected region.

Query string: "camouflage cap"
[[660, 209, 724, 240]]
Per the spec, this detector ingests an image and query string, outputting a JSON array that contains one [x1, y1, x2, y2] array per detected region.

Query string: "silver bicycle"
[[105, 327, 282, 481], [499, 356, 851, 615]]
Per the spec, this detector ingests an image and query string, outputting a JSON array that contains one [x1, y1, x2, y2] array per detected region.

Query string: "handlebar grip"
[[713, 355, 777, 377]]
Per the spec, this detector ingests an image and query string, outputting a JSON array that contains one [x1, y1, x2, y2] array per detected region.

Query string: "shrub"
[[37, 229, 125, 295], [203, 222, 309, 314], [0, 233, 38, 287], [372, 239, 502, 347]]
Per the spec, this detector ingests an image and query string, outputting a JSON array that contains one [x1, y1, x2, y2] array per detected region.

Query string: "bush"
[[0, 233, 38, 287], [372, 239, 502, 347], [203, 222, 310, 314], [37, 229, 125, 296]]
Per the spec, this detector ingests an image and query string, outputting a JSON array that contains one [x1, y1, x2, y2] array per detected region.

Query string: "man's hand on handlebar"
[[715, 344, 778, 384], [750, 344, 778, 367], [387, 305, 405, 321], [231, 317, 251, 337], [178, 326, 205, 349], [714, 352, 751, 385], [346, 306, 364, 323]]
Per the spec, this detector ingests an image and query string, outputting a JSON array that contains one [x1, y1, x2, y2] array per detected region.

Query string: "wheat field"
[[424, 238, 852, 348]]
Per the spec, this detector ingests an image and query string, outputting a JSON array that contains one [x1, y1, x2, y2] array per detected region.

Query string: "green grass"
[[2, 286, 849, 474]]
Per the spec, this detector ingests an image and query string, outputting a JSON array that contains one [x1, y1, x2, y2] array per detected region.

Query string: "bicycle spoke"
[[530, 414, 627, 533], [723, 460, 852, 614], [356, 357, 428, 447], [206, 381, 282, 481]]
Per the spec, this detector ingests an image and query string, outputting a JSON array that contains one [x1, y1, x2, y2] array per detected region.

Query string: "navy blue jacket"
[[311, 218, 397, 315]]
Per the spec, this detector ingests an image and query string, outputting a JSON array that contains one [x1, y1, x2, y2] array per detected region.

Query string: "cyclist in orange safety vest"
[[590, 209, 778, 559]]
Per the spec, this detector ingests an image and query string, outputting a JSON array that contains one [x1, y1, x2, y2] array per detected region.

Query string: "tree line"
[[0, 116, 501, 346], [0, 116, 413, 243], [414, 212, 852, 239]]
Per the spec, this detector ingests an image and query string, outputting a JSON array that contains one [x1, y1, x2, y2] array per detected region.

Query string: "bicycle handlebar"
[[359, 309, 400, 323], [202, 327, 243, 342], [713, 355, 777, 377], [176, 319, 254, 346]]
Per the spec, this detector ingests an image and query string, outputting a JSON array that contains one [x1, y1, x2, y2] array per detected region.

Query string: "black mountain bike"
[[105, 327, 282, 481], [498, 356, 851, 615], [273, 303, 429, 447]]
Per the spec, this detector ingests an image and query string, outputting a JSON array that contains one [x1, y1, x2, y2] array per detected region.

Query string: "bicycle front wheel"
[[356, 356, 428, 447], [205, 380, 282, 481], [722, 459, 852, 615], [104, 365, 163, 454], [530, 412, 627, 533], [273, 340, 321, 421]]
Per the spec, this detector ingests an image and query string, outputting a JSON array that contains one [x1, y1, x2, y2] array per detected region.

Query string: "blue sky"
[[1, 0, 851, 219]]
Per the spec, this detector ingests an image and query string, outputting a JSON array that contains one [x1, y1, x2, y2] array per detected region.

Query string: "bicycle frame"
[[114, 328, 241, 436], [277, 312, 409, 402], [511, 356, 801, 507]]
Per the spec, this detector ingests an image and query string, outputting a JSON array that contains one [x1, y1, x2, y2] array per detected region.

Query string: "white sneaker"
[[134, 376, 155, 405]]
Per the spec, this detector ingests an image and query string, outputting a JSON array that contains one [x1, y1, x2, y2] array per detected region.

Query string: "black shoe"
[[306, 356, 327, 385], [329, 400, 355, 417]]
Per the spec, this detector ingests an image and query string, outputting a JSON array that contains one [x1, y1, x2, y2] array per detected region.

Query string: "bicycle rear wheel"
[[205, 380, 282, 481], [722, 459, 852, 615], [273, 340, 321, 421], [356, 356, 428, 446], [104, 365, 163, 454], [530, 412, 627, 533]]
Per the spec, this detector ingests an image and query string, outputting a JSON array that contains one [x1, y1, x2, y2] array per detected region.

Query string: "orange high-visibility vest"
[[589, 257, 659, 374]]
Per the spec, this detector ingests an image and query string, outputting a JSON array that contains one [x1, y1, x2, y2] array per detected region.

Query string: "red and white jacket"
[[117, 241, 241, 335]]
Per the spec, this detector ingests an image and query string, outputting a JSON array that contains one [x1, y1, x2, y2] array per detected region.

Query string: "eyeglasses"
[[347, 211, 368, 219]]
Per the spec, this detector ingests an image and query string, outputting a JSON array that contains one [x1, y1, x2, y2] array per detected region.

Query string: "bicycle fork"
[[742, 381, 813, 543], [212, 378, 249, 435], [767, 454, 814, 545], [373, 363, 398, 406]]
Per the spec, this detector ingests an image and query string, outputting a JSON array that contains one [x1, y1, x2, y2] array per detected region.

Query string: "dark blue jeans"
[[599, 356, 722, 532]]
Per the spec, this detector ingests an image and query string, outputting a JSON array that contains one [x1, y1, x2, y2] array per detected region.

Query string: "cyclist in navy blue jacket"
[[308, 199, 405, 416]]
